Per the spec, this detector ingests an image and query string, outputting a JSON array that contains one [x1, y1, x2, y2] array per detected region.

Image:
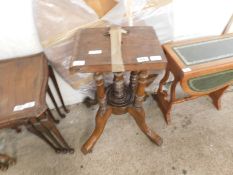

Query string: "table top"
[[70, 26, 167, 73], [163, 33, 233, 73], [0, 53, 48, 122]]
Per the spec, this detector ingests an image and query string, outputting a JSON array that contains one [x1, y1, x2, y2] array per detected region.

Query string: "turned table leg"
[[26, 118, 62, 153], [81, 73, 112, 154], [47, 86, 66, 119], [41, 111, 74, 153], [129, 71, 138, 97], [48, 65, 69, 113], [128, 71, 163, 146]]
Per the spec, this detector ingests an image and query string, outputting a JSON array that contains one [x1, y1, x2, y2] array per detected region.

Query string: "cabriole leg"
[[81, 73, 112, 154], [128, 71, 163, 146], [209, 85, 229, 110]]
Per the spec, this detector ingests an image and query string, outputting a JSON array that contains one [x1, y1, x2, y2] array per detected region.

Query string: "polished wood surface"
[[155, 34, 233, 124], [71, 26, 166, 154], [0, 53, 73, 170], [70, 26, 167, 73], [163, 33, 233, 95], [0, 53, 48, 122]]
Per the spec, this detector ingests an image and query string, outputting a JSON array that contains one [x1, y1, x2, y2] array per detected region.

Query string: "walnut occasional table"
[[155, 33, 233, 124], [70, 26, 167, 154]]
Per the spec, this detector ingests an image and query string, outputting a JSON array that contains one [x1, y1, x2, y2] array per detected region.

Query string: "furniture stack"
[[0, 53, 73, 170]]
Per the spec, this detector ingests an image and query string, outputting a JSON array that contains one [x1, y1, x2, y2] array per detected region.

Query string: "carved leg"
[[157, 67, 170, 94], [209, 85, 229, 110], [48, 65, 69, 113], [82, 73, 112, 154], [0, 154, 16, 171], [40, 112, 74, 153], [128, 108, 162, 145], [26, 119, 62, 153], [154, 67, 179, 124], [129, 71, 138, 93], [129, 71, 163, 146], [163, 78, 179, 124], [47, 86, 66, 118], [81, 108, 112, 154], [47, 108, 59, 124]]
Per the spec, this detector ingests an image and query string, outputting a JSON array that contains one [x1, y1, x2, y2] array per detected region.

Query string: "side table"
[[70, 26, 167, 154], [155, 34, 233, 124]]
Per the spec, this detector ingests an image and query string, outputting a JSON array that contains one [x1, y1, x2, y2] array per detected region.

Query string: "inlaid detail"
[[173, 36, 233, 65], [188, 69, 233, 92]]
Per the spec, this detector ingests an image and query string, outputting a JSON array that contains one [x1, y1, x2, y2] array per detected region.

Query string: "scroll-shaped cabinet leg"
[[164, 78, 179, 124], [157, 67, 170, 94], [48, 65, 69, 113], [154, 66, 178, 125], [209, 85, 229, 110], [128, 71, 163, 146]]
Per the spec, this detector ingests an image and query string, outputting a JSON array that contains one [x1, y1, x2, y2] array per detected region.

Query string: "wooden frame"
[[155, 33, 233, 124], [70, 26, 167, 154], [0, 53, 73, 170]]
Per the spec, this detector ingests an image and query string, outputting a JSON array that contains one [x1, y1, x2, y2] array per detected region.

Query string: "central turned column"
[[113, 72, 125, 99], [82, 71, 163, 154], [107, 72, 133, 115]]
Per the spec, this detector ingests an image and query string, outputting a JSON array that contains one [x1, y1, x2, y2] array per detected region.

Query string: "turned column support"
[[82, 70, 163, 154], [129, 71, 138, 94], [134, 71, 148, 109], [95, 73, 107, 115]]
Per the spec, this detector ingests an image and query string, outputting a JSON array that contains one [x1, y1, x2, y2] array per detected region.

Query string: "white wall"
[[173, 0, 233, 40], [0, 0, 42, 58]]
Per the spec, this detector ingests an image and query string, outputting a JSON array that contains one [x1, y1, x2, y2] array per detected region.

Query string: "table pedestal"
[[81, 71, 163, 154]]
